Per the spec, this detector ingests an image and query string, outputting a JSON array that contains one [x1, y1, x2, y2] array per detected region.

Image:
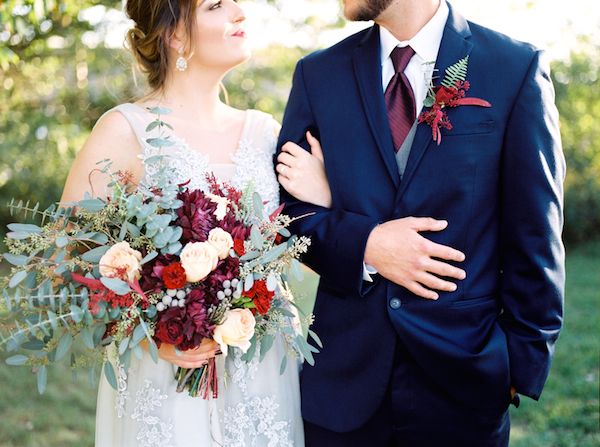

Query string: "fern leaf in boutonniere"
[[419, 56, 492, 145]]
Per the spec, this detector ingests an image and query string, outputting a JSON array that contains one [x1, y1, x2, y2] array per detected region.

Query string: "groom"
[[277, 0, 565, 445]]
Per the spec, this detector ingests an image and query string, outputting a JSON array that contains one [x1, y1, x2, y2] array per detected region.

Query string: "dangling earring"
[[176, 46, 188, 72]]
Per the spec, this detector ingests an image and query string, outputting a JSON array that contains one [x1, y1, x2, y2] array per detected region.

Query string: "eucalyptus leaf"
[[244, 274, 254, 292], [252, 192, 264, 220], [308, 329, 323, 349], [7, 223, 42, 233], [81, 327, 95, 349], [119, 337, 130, 356], [55, 236, 69, 248], [100, 277, 132, 295], [291, 259, 304, 281], [240, 250, 260, 261], [89, 233, 109, 244], [261, 244, 288, 264], [296, 335, 315, 366], [147, 106, 172, 115], [22, 339, 45, 350], [260, 334, 275, 362], [5, 354, 28, 366], [131, 324, 146, 346], [277, 228, 291, 238], [81, 245, 110, 263], [70, 304, 84, 323], [55, 332, 73, 361], [250, 225, 263, 249], [140, 251, 158, 265], [148, 340, 159, 363], [6, 231, 32, 240], [2, 253, 29, 266], [9, 270, 27, 288], [103, 361, 118, 390], [37, 365, 48, 394], [279, 355, 288, 375], [78, 199, 105, 212]]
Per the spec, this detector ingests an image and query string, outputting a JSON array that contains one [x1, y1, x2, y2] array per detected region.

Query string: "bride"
[[60, 0, 329, 445]]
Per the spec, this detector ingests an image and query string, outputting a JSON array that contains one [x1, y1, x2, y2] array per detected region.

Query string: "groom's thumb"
[[306, 131, 324, 162]]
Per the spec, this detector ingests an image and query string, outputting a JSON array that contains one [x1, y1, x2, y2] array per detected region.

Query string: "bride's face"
[[189, 0, 250, 71]]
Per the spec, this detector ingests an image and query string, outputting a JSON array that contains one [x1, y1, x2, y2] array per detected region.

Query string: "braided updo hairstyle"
[[126, 0, 197, 91]]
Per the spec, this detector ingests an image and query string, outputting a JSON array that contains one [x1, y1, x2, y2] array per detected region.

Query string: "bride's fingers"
[[306, 131, 324, 162], [276, 163, 292, 180], [282, 141, 308, 158]]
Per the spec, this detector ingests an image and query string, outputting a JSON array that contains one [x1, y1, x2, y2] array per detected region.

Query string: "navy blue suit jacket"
[[277, 3, 565, 433]]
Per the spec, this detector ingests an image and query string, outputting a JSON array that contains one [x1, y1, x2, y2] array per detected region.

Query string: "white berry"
[[217, 291, 225, 300], [224, 289, 232, 297], [223, 280, 231, 289], [167, 289, 177, 297], [162, 295, 172, 305], [231, 279, 239, 288], [156, 303, 166, 312], [176, 290, 186, 299], [178, 300, 185, 308], [171, 299, 179, 307]]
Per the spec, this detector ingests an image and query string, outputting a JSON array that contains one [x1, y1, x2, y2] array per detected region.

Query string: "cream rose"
[[206, 193, 230, 221], [213, 309, 256, 357], [207, 228, 234, 260], [180, 242, 219, 283], [99, 241, 142, 283]]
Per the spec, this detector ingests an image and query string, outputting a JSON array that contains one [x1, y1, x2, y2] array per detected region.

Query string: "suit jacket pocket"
[[450, 294, 497, 309], [444, 119, 495, 136]]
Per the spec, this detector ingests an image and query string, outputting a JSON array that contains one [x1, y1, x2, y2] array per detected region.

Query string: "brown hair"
[[126, 0, 197, 91]]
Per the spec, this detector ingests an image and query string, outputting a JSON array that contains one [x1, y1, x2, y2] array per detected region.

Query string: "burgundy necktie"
[[384, 46, 416, 152]]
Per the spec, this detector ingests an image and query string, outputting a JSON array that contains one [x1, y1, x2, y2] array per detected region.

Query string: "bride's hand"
[[145, 338, 221, 369], [277, 131, 332, 208]]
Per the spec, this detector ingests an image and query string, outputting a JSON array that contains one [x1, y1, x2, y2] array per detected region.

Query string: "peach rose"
[[206, 193, 230, 221], [180, 242, 219, 283], [213, 309, 256, 356], [99, 241, 142, 283], [207, 228, 234, 260]]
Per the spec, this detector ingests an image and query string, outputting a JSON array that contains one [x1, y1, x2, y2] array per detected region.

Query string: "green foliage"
[[441, 56, 469, 88], [551, 42, 600, 245]]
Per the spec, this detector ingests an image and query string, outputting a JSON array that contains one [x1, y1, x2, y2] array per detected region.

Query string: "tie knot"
[[390, 45, 415, 73]]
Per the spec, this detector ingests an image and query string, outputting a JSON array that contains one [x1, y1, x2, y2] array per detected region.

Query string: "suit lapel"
[[353, 25, 401, 189], [396, 3, 474, 201]]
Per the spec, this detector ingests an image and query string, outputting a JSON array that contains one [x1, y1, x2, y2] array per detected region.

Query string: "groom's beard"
[[344, 0, 396, 21]]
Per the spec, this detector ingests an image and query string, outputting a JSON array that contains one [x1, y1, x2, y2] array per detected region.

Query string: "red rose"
[[155, 318, 184, 346], [246, 280, 275, 316], [162, 262, 187, 289], [233, 239, 246, 257]]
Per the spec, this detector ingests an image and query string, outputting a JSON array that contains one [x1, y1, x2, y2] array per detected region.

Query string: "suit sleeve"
[[499, 50, 566, 400], [276, 59, 380, 297]]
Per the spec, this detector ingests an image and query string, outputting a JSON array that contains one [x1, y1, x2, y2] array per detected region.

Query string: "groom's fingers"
[[415, 271, 458, 293], [404, 281, 439, 300], [409, 217, 448, 232], [425, 240, 466, 263], [426, 258, 466, 280]]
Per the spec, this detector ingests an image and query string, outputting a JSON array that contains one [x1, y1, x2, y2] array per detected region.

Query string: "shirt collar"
[[379, 0, 449, 66]]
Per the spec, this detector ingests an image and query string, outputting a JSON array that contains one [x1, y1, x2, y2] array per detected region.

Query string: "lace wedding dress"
[[95, 103, 304, 447]]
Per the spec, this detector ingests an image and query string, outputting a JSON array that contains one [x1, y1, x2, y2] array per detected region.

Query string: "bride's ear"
[[167, 21, 187, 52]]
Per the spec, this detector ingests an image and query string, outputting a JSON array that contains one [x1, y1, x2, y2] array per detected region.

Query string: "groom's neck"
[[375, 0, 441, 41]]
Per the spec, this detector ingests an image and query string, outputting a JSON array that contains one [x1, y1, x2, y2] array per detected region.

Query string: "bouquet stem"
[[175, 357, 218, 399]]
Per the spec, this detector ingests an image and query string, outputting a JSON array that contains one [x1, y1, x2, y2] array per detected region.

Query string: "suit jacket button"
[[390, 298, 402, 310]]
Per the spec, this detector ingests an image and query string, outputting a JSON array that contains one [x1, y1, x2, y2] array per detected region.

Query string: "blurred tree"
[[551, 41, 600, 245]]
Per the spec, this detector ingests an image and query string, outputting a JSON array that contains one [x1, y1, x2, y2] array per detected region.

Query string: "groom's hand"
[[364, 217, 466, 300]]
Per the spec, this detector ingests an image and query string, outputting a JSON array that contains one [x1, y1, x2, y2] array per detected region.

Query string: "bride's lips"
[[231, 29, 246, 38]]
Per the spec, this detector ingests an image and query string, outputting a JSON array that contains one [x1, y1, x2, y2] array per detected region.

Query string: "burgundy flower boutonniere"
[[418, 56, 492, 145]]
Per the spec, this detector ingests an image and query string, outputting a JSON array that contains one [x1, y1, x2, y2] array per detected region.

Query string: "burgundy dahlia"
[[176, 189, 218, 244]]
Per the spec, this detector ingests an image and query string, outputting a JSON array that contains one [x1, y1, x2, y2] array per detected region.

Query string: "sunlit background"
[[0, 1, 599, 446]]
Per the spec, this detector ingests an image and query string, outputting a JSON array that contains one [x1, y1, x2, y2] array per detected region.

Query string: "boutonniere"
[[418, 56, 492, 145]]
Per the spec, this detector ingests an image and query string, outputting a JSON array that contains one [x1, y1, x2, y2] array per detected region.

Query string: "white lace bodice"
[[112, 103, 280, 215]]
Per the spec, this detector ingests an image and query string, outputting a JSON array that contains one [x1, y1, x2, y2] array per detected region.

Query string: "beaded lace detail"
[[131, 380, 173, 447]]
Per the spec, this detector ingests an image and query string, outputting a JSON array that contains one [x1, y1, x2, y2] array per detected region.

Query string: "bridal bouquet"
[[0, 109, 319, 400]]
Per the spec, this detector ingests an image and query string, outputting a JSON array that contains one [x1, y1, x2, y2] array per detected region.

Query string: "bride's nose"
[[231, 3, 245, 24]]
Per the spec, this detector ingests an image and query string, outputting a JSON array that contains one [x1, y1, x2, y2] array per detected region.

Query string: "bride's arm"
[[275, 131, 332, 208], [60, 111, 143, 204]]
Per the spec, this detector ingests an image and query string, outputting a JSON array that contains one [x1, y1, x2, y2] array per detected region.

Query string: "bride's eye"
[[208, 1, 222, 10]]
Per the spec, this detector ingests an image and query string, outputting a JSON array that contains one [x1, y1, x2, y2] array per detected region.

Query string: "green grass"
[[0, 245, 598, 446], [509, 242, 600, 447]]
